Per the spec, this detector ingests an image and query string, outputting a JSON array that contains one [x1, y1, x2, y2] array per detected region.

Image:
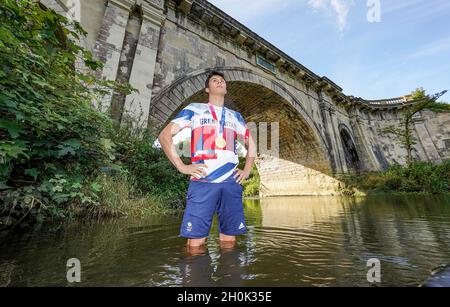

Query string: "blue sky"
[[208, 0, 450, 101]]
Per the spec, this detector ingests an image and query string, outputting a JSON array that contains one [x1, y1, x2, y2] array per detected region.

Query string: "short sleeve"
[[235, 112, 249, 141], [171, 104, 195, 129]]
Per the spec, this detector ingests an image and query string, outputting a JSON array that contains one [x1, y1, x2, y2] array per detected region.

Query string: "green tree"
[[380, 88, 447, 165], [0, 0, 133, 223]]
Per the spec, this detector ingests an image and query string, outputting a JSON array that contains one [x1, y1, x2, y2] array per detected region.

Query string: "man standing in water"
[[158, 70, 256, 247]]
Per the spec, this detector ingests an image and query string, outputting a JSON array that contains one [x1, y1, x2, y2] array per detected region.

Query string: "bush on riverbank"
[[236, 158, 260, 197], [83, 171, 185, 219], [338, 160, 450, 195], [1, 0, 118, 227], [106, 125, 190, 215], [0, 1, 187, 233], [243, 164, 260, 197]]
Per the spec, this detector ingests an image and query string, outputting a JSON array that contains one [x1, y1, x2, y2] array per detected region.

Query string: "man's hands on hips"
[[177, 164, 251, 183], [233, 168, 250, 184], [178, 164, 208, 179]]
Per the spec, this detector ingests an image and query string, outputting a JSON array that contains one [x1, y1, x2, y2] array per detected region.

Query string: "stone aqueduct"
[[42, 0, 450, 196]]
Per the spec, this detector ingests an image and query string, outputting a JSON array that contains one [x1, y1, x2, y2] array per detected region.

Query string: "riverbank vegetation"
[[0, 1, 188, 234], [237, 159, 260, 197], [379, 88, 448, 165], [340, 88, 450, 196], [338, 160, 450, 196]]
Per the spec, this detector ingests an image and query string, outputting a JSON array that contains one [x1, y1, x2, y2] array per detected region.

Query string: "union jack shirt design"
[[171, 103, 250, 183]]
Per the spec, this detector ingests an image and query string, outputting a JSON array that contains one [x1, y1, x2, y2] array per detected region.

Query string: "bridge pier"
[[256, 155, 341, 197], [91, 0, 165, 129], [122, 2, 166, 130], [92, 0, 134, 112]]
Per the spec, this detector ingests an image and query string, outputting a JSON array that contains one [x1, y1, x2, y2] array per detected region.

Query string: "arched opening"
[[150, 68, 342, 196], [186, 81, 330, 170], [339, 126, 361, 172]]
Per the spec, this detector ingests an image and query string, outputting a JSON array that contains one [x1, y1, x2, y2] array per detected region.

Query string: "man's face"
[[206, 75, 227, 95]]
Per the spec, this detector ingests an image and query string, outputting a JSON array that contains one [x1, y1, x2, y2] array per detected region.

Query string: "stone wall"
[[417, 110, 450, 162], [43, 0, 450, 196]]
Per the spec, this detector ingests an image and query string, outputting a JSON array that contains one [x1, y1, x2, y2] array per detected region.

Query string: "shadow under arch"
[[338, 124, 361, 172], [149, 67, 342, 196]]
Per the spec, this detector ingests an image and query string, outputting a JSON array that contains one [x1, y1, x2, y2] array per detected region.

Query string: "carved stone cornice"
[[141, 0, 166, 25], [108, 0, 135, 11]]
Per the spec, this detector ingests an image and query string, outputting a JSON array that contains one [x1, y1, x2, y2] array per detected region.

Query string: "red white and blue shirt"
[[171, 103, 249, 183]]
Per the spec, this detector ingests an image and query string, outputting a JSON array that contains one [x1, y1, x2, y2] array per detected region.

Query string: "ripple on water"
[[1, 196, 450, 287]]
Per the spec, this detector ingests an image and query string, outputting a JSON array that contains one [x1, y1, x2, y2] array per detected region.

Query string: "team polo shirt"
[[171, 103, 250, 183]]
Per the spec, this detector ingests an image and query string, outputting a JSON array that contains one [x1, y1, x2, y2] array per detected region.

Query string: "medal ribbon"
[[208, 103, 226, 141]]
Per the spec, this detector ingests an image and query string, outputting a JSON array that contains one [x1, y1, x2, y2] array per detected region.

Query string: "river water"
[[1, 195, 449, 287]]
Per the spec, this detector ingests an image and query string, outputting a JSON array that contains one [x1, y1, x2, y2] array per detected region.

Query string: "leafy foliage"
[[339, 160, 450, 195], [0, 0, 136, 227], [109, 125, 191, 211]]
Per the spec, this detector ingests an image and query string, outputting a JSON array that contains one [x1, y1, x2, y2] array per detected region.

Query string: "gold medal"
[[208, 103, 227, 149], [215, 137, 227, 149]]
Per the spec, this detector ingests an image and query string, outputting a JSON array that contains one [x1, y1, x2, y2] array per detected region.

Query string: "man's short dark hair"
[[205, 70, 226, 89]]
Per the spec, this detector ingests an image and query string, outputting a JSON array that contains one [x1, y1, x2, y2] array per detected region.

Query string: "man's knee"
[[219, 233, 236, 242], [188, 238, 207, 247]]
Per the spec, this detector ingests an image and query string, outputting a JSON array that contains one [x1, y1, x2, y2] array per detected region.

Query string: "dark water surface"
[[1, 195, 449, 287]]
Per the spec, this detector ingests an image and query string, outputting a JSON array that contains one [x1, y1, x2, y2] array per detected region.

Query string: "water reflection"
[[180, 241, 245, 287], [0, 195, 449, 287], [259, 196, 344, 228], [180, 245, 214, 287], [246, 195, 450, 286]]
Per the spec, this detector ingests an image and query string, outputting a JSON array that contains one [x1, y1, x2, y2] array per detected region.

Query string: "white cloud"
[[308, 0, 327, 10], [210, 0, 354, 34], [308, 0, 354, 33]]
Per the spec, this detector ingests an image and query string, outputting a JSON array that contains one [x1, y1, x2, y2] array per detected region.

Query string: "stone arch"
[[338, 124, 361, 172], [150, 67, 328, 150], [150, 67, 341, 196]]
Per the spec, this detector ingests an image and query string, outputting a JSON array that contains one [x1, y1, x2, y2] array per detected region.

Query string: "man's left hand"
[[233, 168, 250, 184]]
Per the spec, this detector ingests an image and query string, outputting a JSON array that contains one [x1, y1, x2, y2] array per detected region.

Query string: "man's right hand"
[[178, 164, 208, 179]]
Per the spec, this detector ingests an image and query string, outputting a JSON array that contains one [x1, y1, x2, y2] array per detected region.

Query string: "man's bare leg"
[[187, 238, 207, 247], [219, 238, 236, 250], [185, 243, 207, 256], [219, 233, 236, 242]]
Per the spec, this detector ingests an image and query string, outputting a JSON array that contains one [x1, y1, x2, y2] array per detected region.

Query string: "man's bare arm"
[[234, 132, 256, 184], [158, 122, 207, 178]]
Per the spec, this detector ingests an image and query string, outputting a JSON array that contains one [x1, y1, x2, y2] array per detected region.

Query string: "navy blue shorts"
[[180, 180, 247, 239]]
